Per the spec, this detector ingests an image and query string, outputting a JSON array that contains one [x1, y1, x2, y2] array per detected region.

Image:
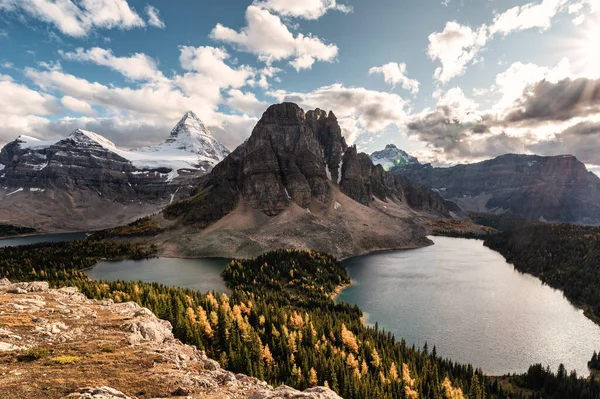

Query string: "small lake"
[[85, 257, 230, 293], [338, 236, 600, 376], [0, 232, 87, 248]]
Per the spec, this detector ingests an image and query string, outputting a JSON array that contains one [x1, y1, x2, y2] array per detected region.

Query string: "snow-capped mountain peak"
[[169, 110, 211, 136], [160, 111, 230, 161], [68, 129, 117, 150], [370, 144, 419, 171]]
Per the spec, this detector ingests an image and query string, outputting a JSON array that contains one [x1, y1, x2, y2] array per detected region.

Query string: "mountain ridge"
[[154, 103, 454, 259], [371, 147, 600, 225], [0, 112, 230, 232]]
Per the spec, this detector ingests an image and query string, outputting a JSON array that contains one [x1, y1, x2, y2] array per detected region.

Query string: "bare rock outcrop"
[[0, 280, 342, 399]]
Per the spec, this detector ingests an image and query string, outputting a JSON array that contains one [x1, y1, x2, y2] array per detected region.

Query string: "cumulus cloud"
[[492, 58, 571, 111], [369, 62, 420, 94], [253, 0, 352, 19], [179, 46, 255, 88], [268, 83, 410, 144], [61, 95, 96, 115], [427, 22, 488, 83], [0, 38, 277, 150], [225, 89, 270, 116], [428, 0, 570, 83], [210, 6, 338, 71], [568, 0, 600, 24], [0, 74, 59, 116], [531, 118, 600, 164], [489, 0, 567, 35], [60, 47, 166, 82], [502, 77, 600, 124], [145, 4, 165, 28], [0, 74, 61, 144], [0, 0, 148, 37], [408, 55, 600, 166]]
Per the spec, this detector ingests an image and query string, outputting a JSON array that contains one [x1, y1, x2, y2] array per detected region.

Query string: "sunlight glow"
[[573, 15, 600, 78]]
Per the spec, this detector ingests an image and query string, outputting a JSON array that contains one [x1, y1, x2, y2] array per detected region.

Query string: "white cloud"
[[0, 74, 59, 116], [427, 22, 488, 83], [489, 0, 566, 35], [10, 42, 266, 149], [145, 4, 165, 29], [60, 47, 165, 82], [61, 95, 96, 115], [492, 58, 571, 113], [428, 0, 570, 83], [24, 67, 209, 122], [210, 6, 338, 71], [0, 74, 61, 144], [0, 0, 148, 37], [226, 89, 269, 115], [369, 62, 420, 94], [568, 0, 600, 24], [268, 83, 409, 144], [253, 0, 352, 19], [179, 46, 255, 88]]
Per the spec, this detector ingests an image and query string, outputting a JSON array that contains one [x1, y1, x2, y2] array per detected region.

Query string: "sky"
[[0, 0, 599, 172]]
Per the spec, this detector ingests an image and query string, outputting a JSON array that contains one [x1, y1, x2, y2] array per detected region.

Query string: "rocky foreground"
[[0, 279, 341, 399]]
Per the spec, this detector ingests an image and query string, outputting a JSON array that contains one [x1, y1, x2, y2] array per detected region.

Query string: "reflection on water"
[[338, 236, 600, 375], [0, 232, 87, 248], [86, 257, 230, 294]]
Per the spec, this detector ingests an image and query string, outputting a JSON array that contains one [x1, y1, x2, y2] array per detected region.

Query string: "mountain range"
[[152, 103, 453, 259], [376, 150, 600, 225], [0, 111, 229, 232]]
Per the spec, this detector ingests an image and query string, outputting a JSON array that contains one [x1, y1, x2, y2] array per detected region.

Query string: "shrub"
[[52, 355, 83, 364], [17, 348, 49, 362]]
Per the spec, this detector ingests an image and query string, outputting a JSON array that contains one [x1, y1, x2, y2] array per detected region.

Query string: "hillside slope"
[[0, 279, 340, 399]]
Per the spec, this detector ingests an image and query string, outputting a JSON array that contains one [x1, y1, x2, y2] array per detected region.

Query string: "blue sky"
[[0, 0, 599, 171]]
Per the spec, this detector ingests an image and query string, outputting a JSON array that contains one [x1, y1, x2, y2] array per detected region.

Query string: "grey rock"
[[249, 385, 343, 399], [391, 153, 600, 224], [165, 103, 452, 226], [121, 316, 173, 344], [62, 386, 132, 399]]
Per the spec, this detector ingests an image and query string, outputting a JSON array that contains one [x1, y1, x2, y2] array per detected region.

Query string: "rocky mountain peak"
[[163, 111, 230, 160], [370, 144, 419, 171], [66, 129, 118, 151], [168, 110, 211, 138], [260, 102, 306, 125], [164, 102, 452, 229]]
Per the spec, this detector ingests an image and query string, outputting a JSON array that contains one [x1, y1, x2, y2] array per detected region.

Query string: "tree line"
[[2, 238, 600, 398]]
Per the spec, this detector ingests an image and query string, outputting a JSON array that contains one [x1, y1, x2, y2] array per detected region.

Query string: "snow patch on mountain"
[[129, 111, 230, 172], [370, 144, 419, 171], [16, 135, 59, 150], [8, 111, 230, 180]]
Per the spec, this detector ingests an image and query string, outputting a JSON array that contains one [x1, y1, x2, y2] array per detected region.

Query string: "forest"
[[2, 238, 600, 398], [484, 224, 600, 324], [0, 223, 36, 238]]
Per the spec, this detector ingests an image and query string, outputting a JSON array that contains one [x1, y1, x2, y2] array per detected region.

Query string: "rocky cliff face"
[[0, 112, 229, 232], [389, 153, 600, 225], [0, 279, 341, 399], [166, 103, 452, 227], [157, 103, 452, 259]]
